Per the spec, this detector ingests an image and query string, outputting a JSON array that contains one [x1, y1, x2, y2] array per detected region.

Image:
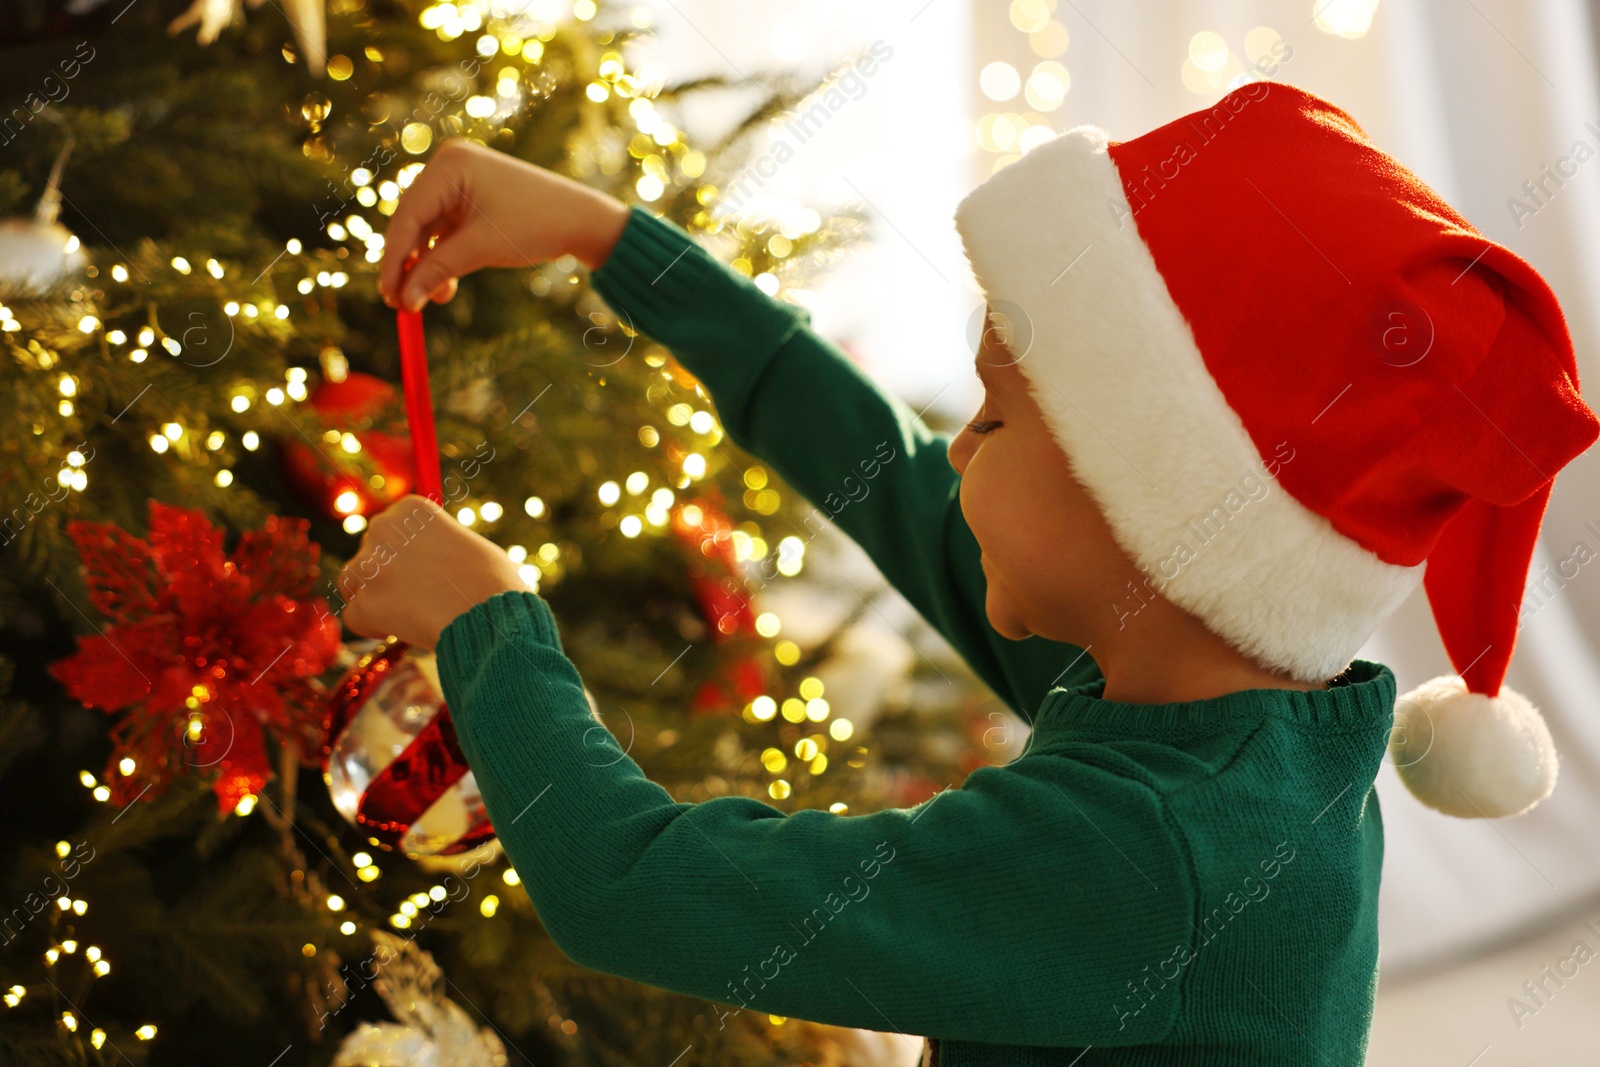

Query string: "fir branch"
[[0, 689, 46, 784]]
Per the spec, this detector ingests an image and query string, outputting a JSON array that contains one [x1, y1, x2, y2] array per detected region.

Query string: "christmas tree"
[[0, 0, 1007, 1064]]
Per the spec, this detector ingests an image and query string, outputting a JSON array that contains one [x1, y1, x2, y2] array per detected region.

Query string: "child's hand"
[[378, 138, 631, 312], [337, 494, 531, 651]]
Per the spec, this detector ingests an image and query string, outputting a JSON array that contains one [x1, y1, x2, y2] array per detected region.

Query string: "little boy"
[[342, 82, 1598, 1064]]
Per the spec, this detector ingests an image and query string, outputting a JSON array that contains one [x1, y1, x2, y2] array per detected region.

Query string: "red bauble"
[[278, 371, 417, 520], [323, 639, 495, 856]]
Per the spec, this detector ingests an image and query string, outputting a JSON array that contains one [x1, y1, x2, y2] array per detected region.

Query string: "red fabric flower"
[[687, 654, 771, 717], [671, 495, 756, 640], [48, 502, 342, 811], [671, 496, 775, 717]]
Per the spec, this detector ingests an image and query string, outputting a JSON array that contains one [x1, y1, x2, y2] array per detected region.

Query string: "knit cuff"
[[437, 589, 562, 683], [588, 206, 811, 435]]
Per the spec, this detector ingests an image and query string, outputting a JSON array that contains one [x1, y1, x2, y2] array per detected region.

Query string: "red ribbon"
[[396, 257, 444, 504]]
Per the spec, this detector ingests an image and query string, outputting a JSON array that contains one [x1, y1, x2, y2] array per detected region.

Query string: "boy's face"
[[947, 306, 1138, 643]]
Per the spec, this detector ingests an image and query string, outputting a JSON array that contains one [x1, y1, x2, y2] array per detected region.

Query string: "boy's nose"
[[947, 428, 972, 476]]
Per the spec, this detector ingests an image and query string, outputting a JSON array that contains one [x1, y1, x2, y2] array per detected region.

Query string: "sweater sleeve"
[[436, 591, 1195, 1048], [589, 206, 1093, 722]]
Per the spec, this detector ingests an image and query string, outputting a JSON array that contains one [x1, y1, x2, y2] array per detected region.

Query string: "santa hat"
[[953, 81, 1599, 818]]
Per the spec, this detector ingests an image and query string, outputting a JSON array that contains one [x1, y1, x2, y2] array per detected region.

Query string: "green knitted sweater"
[[435, 206, 1397, 1066]]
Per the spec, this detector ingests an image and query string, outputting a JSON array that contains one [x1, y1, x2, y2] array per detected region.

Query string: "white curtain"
[[1358, 0, 1600, 979]]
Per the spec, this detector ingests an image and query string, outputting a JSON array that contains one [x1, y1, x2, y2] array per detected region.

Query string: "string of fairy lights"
[[7, 6, 886, 1046], [4, 837, 161, 1048]]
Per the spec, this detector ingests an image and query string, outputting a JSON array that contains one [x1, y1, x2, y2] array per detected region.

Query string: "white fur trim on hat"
[[953, 126, 1425, 683], [1389, 675, 1558, 817]]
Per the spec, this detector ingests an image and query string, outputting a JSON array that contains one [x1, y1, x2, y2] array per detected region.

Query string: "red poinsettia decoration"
[[48, 501, 343, 812], [671, 494, 757, 641], [671, 495, 773, 716], [690, 654, 769, 716]]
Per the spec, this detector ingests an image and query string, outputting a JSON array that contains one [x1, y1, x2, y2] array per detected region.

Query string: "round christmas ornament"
[[324, 640, 493, 855], [321, 267, 490, 854], [0, 214, 85, 295], [324, 642, 601, 855], [0, 132, 86, 296], [331, 932, 507, 1067], [279, 370, 418, 520]]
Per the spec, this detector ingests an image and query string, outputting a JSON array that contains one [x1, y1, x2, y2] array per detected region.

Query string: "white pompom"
[[1389, 674, 1558, 818]]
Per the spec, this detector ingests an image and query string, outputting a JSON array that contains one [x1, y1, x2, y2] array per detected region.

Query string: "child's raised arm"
[[589, 206, 1092, 721]]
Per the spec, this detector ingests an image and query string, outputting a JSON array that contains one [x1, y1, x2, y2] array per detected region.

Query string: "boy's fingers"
[[380, 160, 460, 307], [335, 563, 364, 625], [400, 230, 472, 312]]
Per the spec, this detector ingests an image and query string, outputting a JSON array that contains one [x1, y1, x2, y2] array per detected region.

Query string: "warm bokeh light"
[[1313, 0, 1380, 38], [1190, 31, 1229, 71], [980, 61, 1021, 101]]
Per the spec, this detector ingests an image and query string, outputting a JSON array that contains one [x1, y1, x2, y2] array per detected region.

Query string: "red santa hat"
[[953, 81, 1599, 818]]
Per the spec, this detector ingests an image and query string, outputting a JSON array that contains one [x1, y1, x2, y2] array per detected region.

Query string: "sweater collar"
[[1030, 658, 1397, 738]]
